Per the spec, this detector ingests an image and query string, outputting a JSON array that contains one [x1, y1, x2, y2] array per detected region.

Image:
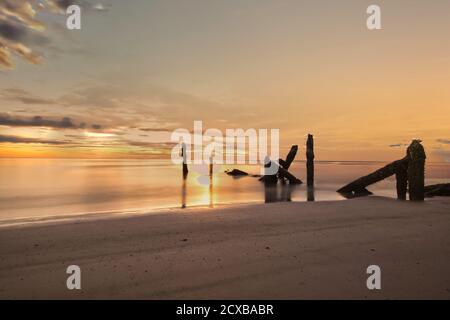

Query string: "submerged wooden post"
[[209, 155, 213, 177], [306, 134, 314, 187], [181, 142, 188, 176], [407, 140, 426, 201]]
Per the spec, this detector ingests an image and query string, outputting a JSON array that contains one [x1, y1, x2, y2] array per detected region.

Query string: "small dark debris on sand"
[[425, 183, 450, 198], [225, 169, 249, 176]]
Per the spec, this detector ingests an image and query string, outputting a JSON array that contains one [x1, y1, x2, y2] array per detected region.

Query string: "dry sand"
[[0, 197, 449, 299]]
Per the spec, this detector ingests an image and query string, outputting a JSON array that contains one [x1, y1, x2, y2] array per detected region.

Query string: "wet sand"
[[0, 197, 449, 299]]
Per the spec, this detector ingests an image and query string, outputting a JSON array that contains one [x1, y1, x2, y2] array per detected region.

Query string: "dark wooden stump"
[[306, 134, 314, 187], [181, 142, 188, 175], [395, 161, 408, 200], [407, 140, 426, 201]]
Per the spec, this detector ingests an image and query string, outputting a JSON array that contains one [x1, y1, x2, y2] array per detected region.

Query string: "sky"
[[0, 0, 449, 161]]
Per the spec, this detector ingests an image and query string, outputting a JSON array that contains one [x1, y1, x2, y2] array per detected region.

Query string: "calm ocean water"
[[0, 158, 449, 223]]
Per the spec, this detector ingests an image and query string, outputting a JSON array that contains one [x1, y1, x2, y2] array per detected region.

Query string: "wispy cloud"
[[0, 0, 109, 69], [437, 139, 450, 145], [0, 134, 68, 144], [0, 87, 56, 104], [388, 143, 409, 148], [0, 113, 102, 129]]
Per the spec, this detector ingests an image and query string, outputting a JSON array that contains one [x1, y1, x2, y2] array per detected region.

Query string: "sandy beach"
[[0, 197, 449, 299]]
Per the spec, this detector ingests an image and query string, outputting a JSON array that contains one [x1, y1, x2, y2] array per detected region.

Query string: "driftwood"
[[337, 157, 409, 198], [339, 188, 373, 199], [424, 184, 450, 197], [278, 145, 298, 181], [306, 134, 314, 187], [260, 146, 303, 185], [260, 161, 302, 185], [279, 145, 298, 170], [225, 169, 249, 177], [278, 165, 302, 184], [259, 162, 302, 186], [337, 140, 428, 200]]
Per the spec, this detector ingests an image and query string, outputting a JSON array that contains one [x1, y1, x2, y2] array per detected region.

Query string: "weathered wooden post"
[[307, 186, 315, 202], [181, 174, 187, 208], [395, 161, 408, 200], [209, 155, 213, 177], [407, 140, 426, 201], [306, 134, 314, 187], [181, 142, 188, 176]]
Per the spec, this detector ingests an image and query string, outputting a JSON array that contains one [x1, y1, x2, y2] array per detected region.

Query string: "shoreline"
[[0, 194, 443, 229], [0, 197, 337, 229], [0, 199, 267, 229], [1, 196, 449, 299]]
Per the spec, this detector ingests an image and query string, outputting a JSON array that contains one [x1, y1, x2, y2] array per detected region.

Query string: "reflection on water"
[[264, 183, 295, 203], [181, 165, 215, 209], [181, 172, 187, 209], [209, 175, 214, 208], [0, 158, 449, 222]]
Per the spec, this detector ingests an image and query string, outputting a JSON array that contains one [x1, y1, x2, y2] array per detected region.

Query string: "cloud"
[[0, 0, 110, 69], [93, 3, 111, 12], [388, 143, 409, 148], [139, 127, 176, 133], [0, 45, 12, 68], [125, 140, 176, 148], [0, 87, 56, 104], [0, 20, 28, 41], [0, 134, 68, 144], [437, 139, 450, 145], [0, 0, 45, 31], [0, 113, 102, 129], [0, 0, 47, 68]]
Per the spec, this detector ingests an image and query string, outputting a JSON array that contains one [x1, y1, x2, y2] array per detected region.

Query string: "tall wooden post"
[[209, 155, 213, 177], [306, 134, 314, 187], [181, 142, 188, 176], [181, 175, 187, 208], [407, 140, 426, 201]]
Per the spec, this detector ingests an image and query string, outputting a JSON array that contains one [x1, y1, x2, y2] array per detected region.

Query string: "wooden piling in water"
[[407, 140, 426, 201], [181, 142, 188, 176], [209, 155, 213, 177], [306, 134, 314, 187], [395, 161, 408, 200]]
